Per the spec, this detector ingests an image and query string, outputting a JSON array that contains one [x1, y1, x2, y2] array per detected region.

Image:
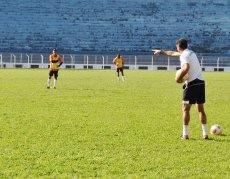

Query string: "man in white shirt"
[[152, 38, 208, 140]]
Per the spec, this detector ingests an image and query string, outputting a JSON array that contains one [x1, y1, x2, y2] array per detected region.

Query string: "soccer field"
[[0, 69, 229, 178]]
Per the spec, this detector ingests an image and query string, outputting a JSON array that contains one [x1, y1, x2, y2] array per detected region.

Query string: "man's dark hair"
[[176, 38, 188, 50]]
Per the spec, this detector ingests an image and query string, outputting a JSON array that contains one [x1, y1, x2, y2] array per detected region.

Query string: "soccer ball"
[[210, 124, 222, 135], [175, 69, 188, 83]]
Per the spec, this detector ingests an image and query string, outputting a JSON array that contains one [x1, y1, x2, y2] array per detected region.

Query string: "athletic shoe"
[[181, 135, 189, 140], [203, 135, 208, 140], [53, 87, 56, 89], [47, 86, 50, 89]]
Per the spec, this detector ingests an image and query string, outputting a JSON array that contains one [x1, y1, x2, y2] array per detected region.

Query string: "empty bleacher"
[[0, 0, 229, 53]]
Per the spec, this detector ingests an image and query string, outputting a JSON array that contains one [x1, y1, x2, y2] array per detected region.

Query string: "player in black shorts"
[[113, 54, 125, 81], [183, 79, 205, 104], [152, 38, 208, 140], [47, 48, 63, 89]]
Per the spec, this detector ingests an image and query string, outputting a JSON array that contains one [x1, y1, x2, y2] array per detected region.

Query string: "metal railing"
[[0, 52, 230, 69]]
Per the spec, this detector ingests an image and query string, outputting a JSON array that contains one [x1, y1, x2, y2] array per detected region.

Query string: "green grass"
[[0, 69, 229, 178]]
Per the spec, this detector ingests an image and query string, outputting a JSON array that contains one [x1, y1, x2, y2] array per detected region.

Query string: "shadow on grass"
[[178, 134, 230, 142], [217, 134, 228, 137], [208, 134, 230, 142]]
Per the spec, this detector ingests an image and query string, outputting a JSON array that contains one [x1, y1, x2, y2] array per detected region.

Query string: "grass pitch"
[[0, 69, 229, 178]]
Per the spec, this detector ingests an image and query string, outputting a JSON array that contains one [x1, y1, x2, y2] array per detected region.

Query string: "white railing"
[[217, 57, 220, 69], [0, 53, 229, 71], [0, 54, 2, 68]]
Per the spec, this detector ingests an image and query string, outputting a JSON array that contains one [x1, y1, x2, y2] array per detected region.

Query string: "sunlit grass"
[[0, 69, 229, 178]]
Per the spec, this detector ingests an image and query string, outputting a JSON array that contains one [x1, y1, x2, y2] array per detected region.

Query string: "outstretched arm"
[[152, 49, 180, 57]]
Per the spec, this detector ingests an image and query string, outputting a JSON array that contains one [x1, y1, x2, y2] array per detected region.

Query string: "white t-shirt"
[[180, 49, 204, 82]]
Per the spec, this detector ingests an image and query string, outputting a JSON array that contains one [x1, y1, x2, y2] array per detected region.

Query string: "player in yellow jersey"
[[113, 54, 125, 81], [47, 48, 63, 89]]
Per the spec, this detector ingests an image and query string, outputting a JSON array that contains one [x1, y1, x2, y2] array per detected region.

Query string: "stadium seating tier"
[[0, 0, 229, 53]]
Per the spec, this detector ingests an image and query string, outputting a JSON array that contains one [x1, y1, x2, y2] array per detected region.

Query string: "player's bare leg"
[[121, 69, 124, 81], [182, 104, 192, 139], [196, 104, 208, 139], [117, 70, 120, 81], [54, 77, 57, 89], [47, 76, 51, 89]]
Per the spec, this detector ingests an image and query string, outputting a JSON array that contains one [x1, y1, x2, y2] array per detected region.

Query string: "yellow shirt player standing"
[[47, 48, 63, 89], [113, 54, 125, 81]]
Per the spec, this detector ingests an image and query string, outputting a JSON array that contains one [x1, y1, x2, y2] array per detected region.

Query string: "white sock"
[[122, 76, 124, 81], [202, 124, 208, 136], [54, 79, 57, 87], [47, 79, 51, 87], [183, 125, 188, 136]]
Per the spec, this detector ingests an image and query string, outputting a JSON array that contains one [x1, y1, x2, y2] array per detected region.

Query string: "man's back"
[[180, 49, 203, 82]]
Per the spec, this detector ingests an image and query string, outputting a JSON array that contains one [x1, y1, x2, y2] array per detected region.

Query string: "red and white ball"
[[210, 124, 222, 135]]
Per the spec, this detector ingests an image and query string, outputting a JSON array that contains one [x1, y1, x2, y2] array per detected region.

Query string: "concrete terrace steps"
[[0, 0, 229, 53]]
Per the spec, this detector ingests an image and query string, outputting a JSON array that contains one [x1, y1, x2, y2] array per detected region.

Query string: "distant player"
[[113, 54, 125, 81], [152, 38, 208, 140], [47, 48, 63, 89]]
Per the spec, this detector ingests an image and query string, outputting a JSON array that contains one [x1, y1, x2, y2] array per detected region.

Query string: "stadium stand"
[[0, 0, 229, 53]]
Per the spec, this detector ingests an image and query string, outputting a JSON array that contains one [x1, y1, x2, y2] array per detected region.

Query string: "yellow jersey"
[[113, 56, 124, 68], [49, 54, 63, 71]]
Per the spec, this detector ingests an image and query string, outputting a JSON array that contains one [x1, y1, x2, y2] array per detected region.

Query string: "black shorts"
[[49, 70, 58, 78], [116, 68, 123, 73], [183, 79, 205, 104]]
